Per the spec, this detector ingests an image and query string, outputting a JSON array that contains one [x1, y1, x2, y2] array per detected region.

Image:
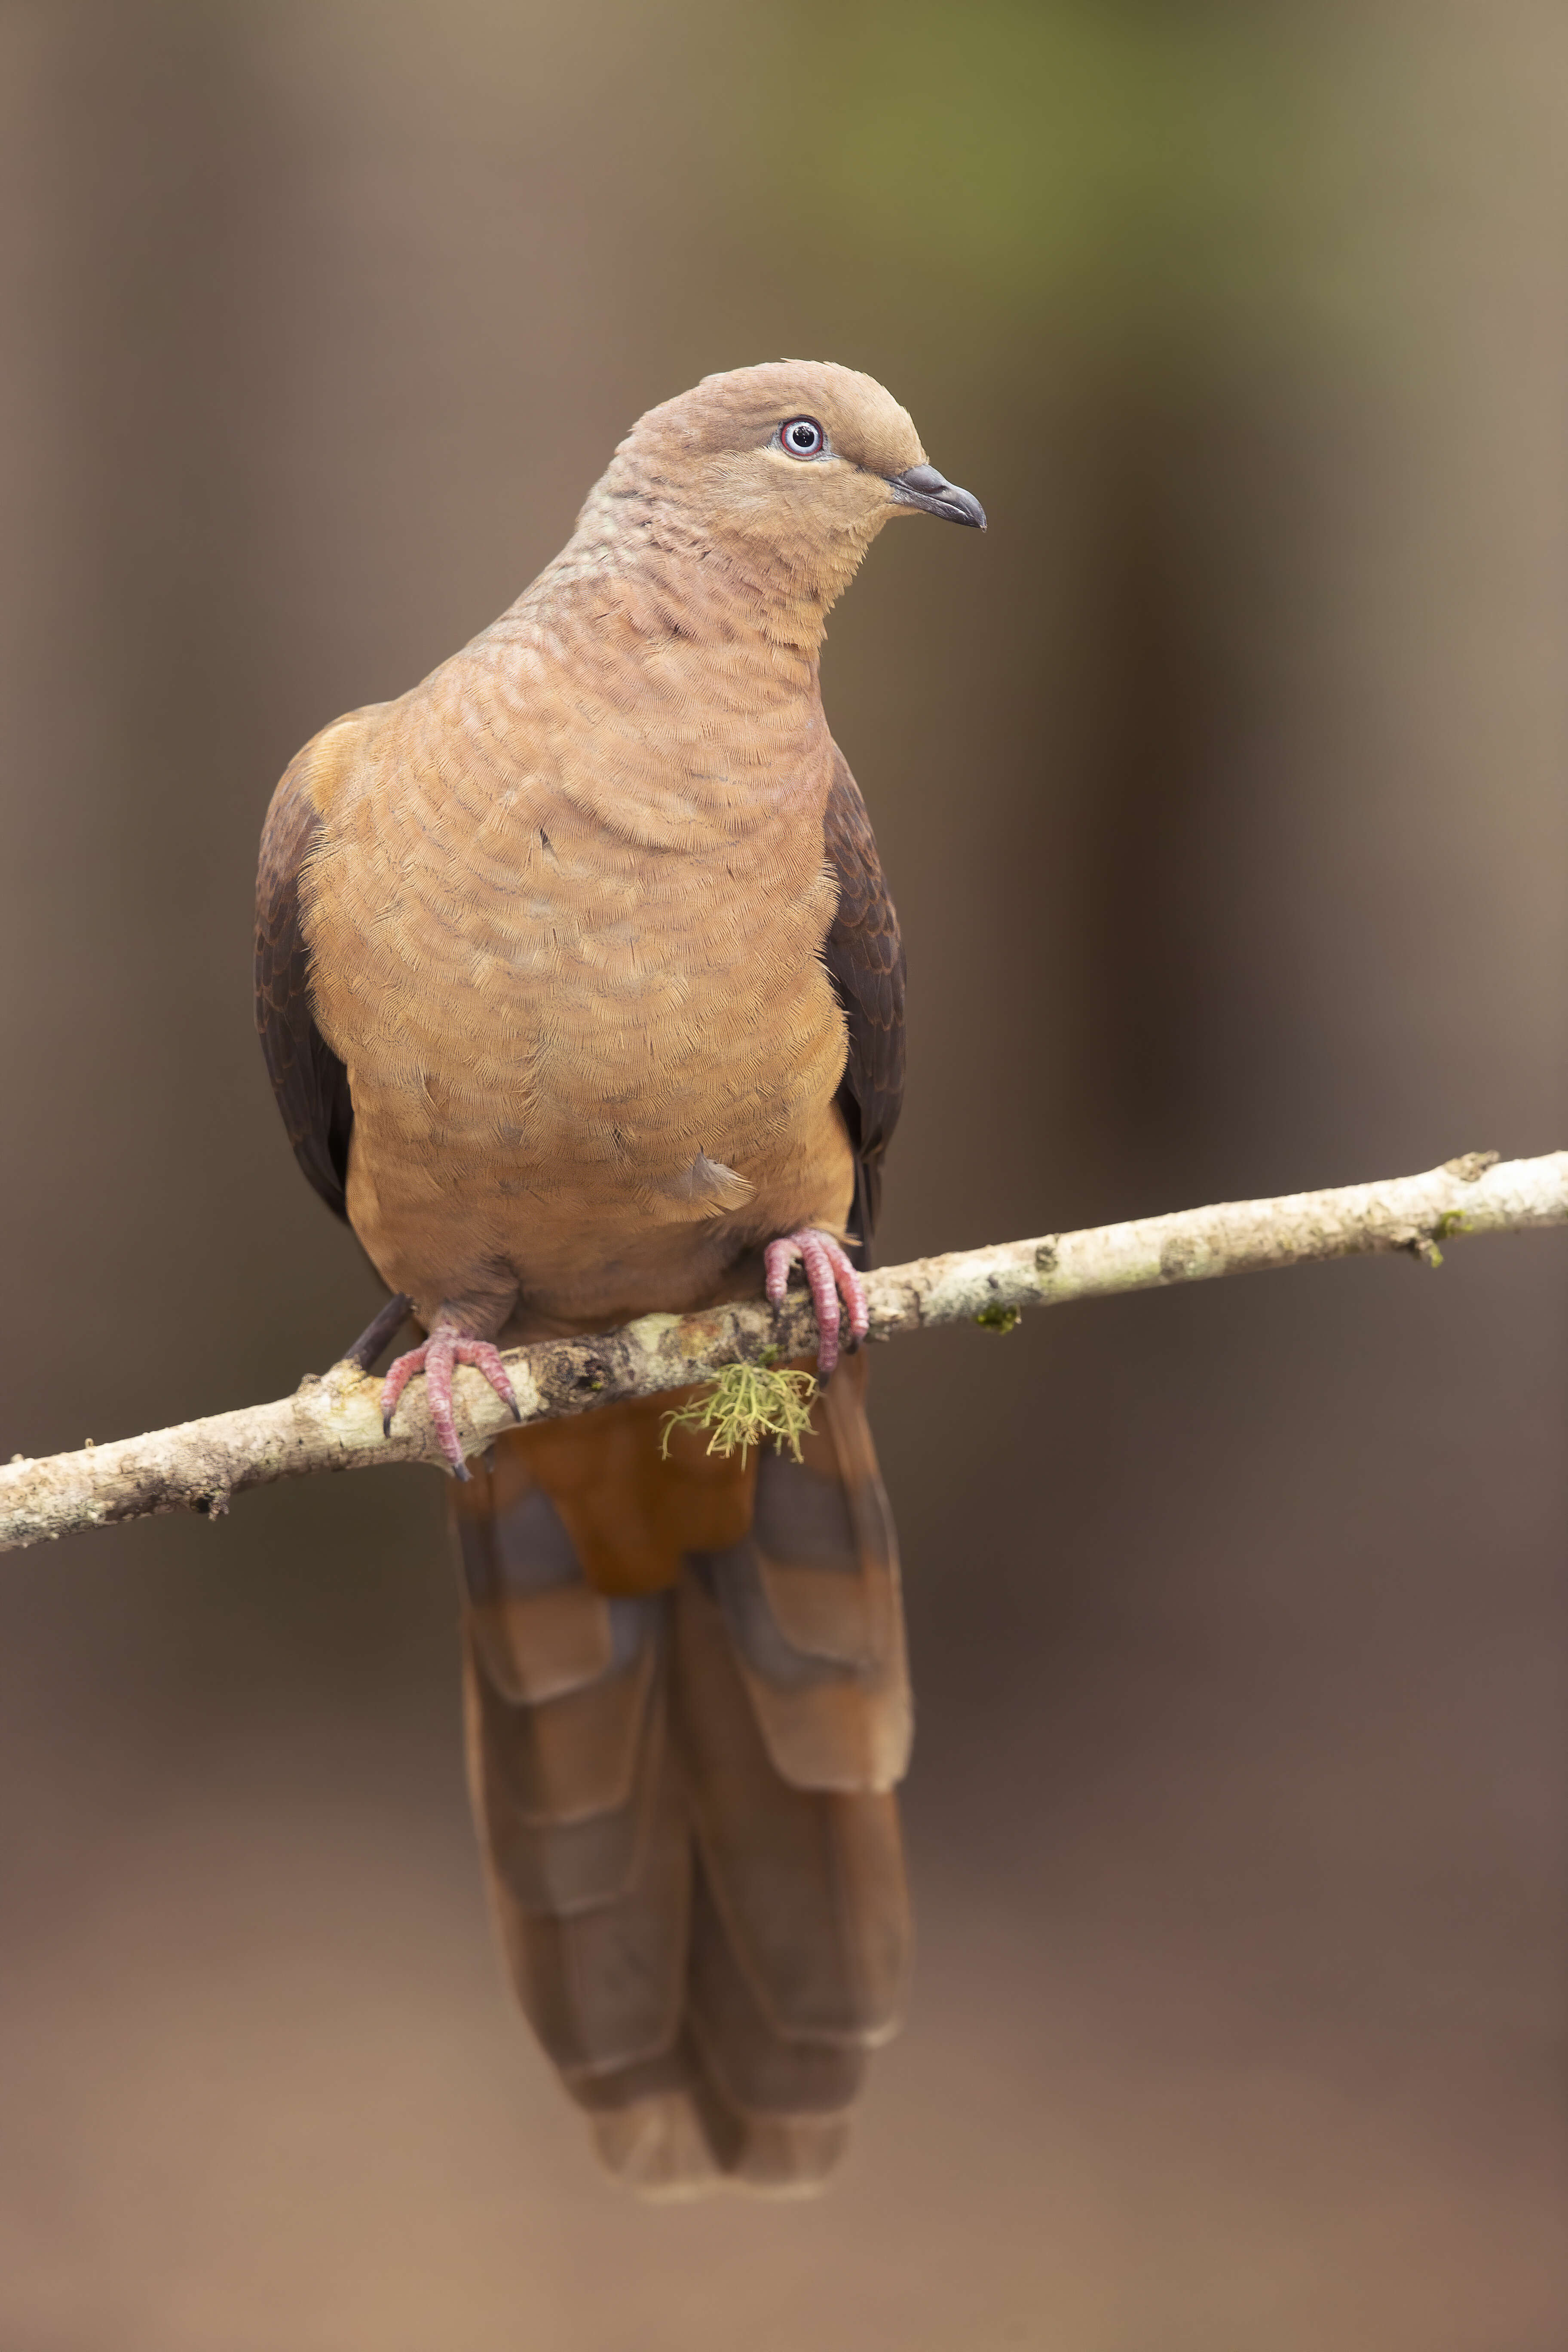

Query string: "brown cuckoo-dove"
[[255, 361, 984, 2198]]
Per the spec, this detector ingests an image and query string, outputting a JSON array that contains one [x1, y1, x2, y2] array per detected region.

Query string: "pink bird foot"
[[380, 1329, 521, 1478], [763, 1229, 870, 1378]]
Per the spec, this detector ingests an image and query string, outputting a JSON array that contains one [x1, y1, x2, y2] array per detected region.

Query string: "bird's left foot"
[[763, 1230, 869, 1377], [380, 1329, 521, 1477]]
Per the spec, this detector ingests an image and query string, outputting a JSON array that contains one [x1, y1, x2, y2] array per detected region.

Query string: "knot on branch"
[[540, 1347, 612, 1409], [1444, 1150, 1500, 1184], [1160, 1233, 1214, 1281]]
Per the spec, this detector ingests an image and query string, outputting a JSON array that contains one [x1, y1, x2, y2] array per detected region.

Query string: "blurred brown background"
[[1, 3, 1564, 2346]]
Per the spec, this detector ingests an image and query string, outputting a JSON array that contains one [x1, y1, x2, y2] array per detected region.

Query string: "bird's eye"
[[780, 416, 825, 458]]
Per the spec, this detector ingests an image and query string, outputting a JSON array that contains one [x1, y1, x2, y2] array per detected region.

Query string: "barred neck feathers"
[[449, 362, 933, 845]]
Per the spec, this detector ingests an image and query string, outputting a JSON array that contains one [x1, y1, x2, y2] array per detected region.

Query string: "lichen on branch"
[[660, 1362, 818, 1463]]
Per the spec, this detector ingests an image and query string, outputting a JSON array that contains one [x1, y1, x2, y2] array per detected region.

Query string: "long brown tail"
[[449, 1357, 912, 2199]]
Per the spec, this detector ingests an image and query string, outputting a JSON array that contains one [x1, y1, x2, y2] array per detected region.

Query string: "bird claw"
[[380, 1330, 521, 1477], [763, 1229, 869, 1377]]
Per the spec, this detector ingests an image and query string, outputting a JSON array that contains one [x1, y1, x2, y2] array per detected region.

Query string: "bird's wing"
[[822, 743, 905, 1262], [254, 736, 356, 1222]]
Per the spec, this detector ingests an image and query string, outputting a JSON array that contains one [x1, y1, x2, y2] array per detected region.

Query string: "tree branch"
[[3, 1148, 1562, 1554]]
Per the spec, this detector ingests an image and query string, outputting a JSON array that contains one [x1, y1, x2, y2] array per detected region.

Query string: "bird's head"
[[594, 360, 985, 620]]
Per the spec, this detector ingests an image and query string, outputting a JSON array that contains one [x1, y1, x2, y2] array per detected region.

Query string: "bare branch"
[[3, 1148, 1562, 1554]]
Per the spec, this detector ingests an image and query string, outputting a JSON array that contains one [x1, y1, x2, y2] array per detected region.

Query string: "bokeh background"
[[1, 4, 1564, 2346]]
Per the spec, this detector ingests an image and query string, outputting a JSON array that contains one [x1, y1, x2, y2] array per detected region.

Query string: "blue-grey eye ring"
[[780, 416, 825, 458]]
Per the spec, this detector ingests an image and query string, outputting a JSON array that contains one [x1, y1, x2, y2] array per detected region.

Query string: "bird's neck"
[[546, 477, 864, 653], [477, 546, 836, 850]]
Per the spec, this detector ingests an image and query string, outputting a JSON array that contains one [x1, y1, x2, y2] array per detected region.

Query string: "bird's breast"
[[303, 685, 849, 1239]]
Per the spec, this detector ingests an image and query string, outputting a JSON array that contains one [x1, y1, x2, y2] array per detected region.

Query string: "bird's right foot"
[[381, 1329, 521, 1477]]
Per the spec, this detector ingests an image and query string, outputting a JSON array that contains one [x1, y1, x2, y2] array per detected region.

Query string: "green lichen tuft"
[[974, 1303, 1023, 1334], [660, 1361, 818, 1464]]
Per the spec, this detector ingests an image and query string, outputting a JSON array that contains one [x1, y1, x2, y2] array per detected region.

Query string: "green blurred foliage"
[[752, 1, 1335, 352]]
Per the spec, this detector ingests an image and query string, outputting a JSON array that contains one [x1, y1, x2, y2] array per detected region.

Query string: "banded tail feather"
[[451, 1357, 912, 2199]]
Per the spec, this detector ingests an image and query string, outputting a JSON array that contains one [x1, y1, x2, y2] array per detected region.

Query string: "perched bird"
[[255, 361, 984, 2197]]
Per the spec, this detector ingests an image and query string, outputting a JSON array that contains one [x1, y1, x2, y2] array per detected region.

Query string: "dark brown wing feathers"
[[255, 754, 353, 1221], [821, 745, 905, 1260]]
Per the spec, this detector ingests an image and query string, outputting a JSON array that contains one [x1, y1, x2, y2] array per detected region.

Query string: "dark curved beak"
[[888, 463, 986, 530]]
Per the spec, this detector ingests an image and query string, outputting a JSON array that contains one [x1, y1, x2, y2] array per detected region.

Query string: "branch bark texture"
[[3, 1149, 1562, 1554]]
